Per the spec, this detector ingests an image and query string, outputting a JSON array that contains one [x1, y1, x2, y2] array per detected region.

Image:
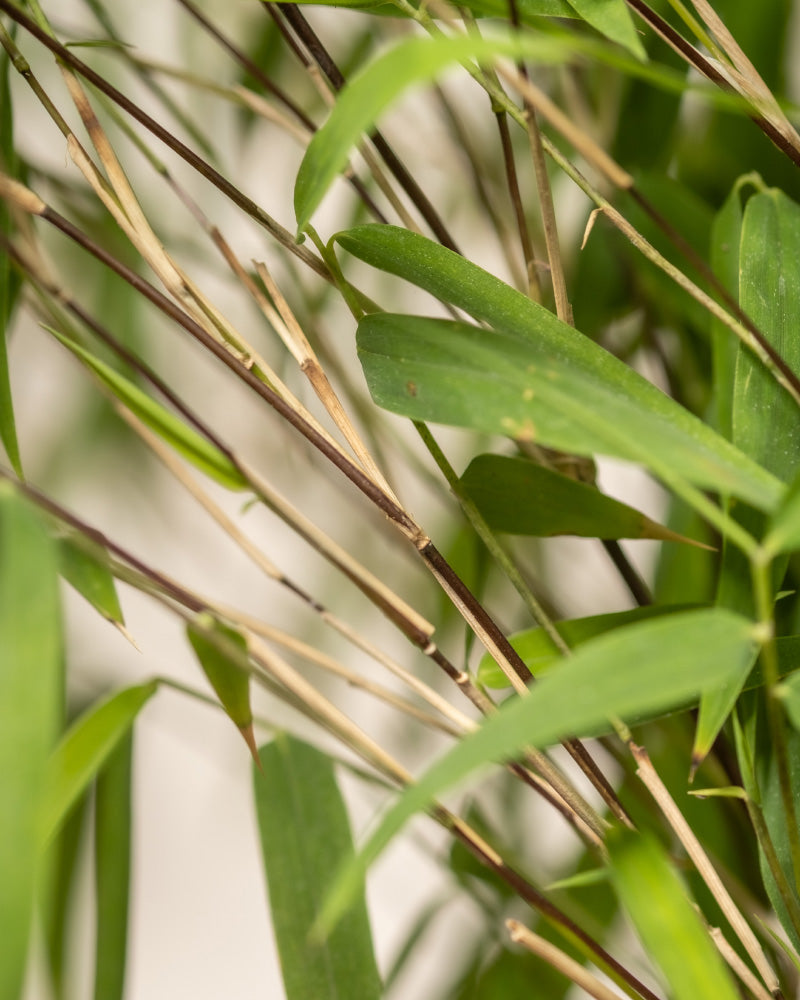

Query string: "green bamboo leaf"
[[94, 731, 133, 1000], [58, 535, 124, 626], [356, 311, 782, 512], [296, 33, 583, 232], [274, 0, 575, 14], [318, 608, 757, 934], [476, 604, 688, 687], [253, 735, 382, 1000], [0, 41, 23, 477], [0, 484, 62, 1000], [47, 327, 248, 491], [608, 829, 739, 1000], [764, 459, 800, 558], [461, 453, 698, 542], [734, 188, 800, 484], [696, 185, 800, 768], [41, 682, 157, 844], [563, 0, 645, 60], [187, 615, 257, 763]]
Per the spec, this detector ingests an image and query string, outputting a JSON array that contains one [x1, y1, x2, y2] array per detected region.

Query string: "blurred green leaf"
[[47, 327, 248, 491], [58, 535, 124, 626], [319, 608, 757, 933], [253, 735, 382, 1000], [608, 829, 739, 1000], [41, 682, 157, 845], [296, 32, 594, 232], [461, 453, 698, 541], [477, 604, 685, 687], [764, 469, 800, 557], [564, 0, 645, 60], [0, 484, 62, 1000], [187, 615, 257, 763], [94, 731, 133, 1000], [0, 41, 22, 477]]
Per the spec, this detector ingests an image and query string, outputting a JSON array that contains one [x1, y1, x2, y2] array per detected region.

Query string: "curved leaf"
[[318, 608, 758, 933], [41, 682, 157, 845], [58, 535, 124, 626], [563, 0, 645, 60]]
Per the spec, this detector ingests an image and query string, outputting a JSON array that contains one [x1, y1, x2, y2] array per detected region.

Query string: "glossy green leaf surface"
[[48, 328, 248, 491], [41, 682, 157, 844], [357, 311, 781, 512], [608, 830, 739, 1000], [339, 224, 782, 510], [0, 485, 62, 1000], [319, 608, 757, 932], [58, 536, 124, 625], [460, 453, 690, 541], [93, 732, 133, 1000], [187, 615, 256, 761], [253, 736, 381, 1000]]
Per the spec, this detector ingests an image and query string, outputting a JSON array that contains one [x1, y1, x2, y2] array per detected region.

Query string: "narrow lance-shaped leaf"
[[697, 186, 800, 768], [0, 485, 62, 1000], [41, 682, 158, 845], [253, 735, 382, 1000], [460, 453, 702, 542], [94, 731, 134, 1000], [337, 224, 783, 512], [58, 535, 125, 626], [46, 327, 248, 491], [608, 830, 740, 1000], [187, 615, 257, 764], [357, 311, 782, 514], [0, 41, 22, 476], [296, 32, 586, 232], [318, 608, 758, 934]]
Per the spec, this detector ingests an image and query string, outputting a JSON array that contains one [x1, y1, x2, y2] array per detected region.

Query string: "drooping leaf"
[[0, 485, 62, 1000], [93, 731, 133, 1000], [58, 535, 125, 626], [187, 615, 257, 763], [41, 682, 157, 845], [47, 327, 248, 491], [253, 735, 382, 1000], [563, 0, 645, 60], [608, 829, 740, 1000], [356, 311, 781, 513], [460, 453, 697, 542], [0, 41, 22, 477], [318, 608, 757, 933]]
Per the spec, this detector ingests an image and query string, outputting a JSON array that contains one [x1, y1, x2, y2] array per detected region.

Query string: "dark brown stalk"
[[0, 0, 329, 277], [11, 196, 628, 823], [265, 1, 462, 253], [624, 0, 800, 171], [437, 805, 663, 1000], [602, 540, 653, 606], [171, 0, 389, 224]]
